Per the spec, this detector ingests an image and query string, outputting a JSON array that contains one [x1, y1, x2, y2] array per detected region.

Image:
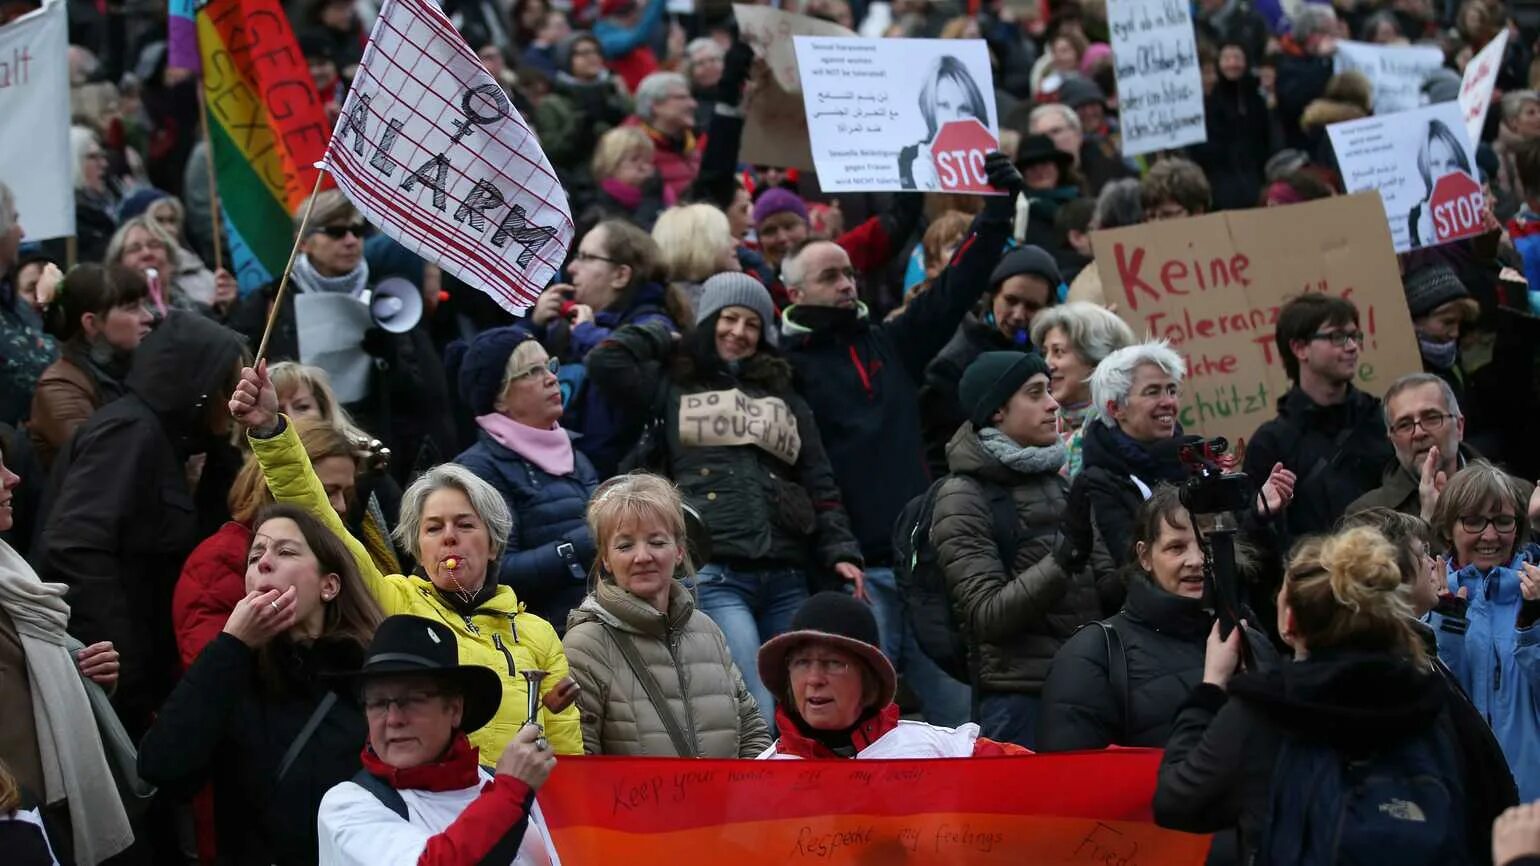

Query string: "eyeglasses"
[[123, 240, 167, 256], [85, 151, 109, 162], [573, 251, 619, 265], [1309, 330, 1364, 348], [789, 656, 852, 676], [317, 223, 368, 240], [1458, 514, 1518, 534], [362, 689, 445, 717], [1390, 411, 1454, 437], [514, 357, 560, 380]]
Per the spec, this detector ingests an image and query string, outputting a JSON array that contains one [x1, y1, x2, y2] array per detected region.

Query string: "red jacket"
[[172, 521, 251, 670], [623, 117, 703, 202]]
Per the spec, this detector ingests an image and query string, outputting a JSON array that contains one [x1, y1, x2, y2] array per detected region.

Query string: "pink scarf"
[[476, 414, 574, 476]]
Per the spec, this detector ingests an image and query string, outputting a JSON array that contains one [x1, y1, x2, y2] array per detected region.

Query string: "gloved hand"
[[983, 150, 1023, 218], [717, 41, 755, 108], [361, 327, 398, 364], [1052, 533, 1087, 577]]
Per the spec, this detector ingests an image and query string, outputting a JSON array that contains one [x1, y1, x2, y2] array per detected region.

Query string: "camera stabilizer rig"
[[1177, 437, 1256, 666]]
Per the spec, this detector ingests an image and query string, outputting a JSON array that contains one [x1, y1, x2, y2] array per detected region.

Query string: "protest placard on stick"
[[1092, 193, 1421, 449], [732, 4, 853, 171], [1328, 101, 1482, 253], [322, 0, 573, 314], [1334, 40, 1444, 115], [0, 0, 72, 242], [792, 36, 998, 192], [1107, 0, 1206, 157]]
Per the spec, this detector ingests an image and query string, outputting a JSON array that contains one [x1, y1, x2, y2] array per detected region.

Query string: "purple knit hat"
[[752, 188, 809, 227]]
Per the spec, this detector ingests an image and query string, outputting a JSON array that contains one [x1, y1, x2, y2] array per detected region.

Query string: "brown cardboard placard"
[[733, 3, 853, 169], [1091, 192, 1422, 451]]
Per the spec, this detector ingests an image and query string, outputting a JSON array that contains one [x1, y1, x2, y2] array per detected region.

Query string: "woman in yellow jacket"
[[229, 362, 582, 757]]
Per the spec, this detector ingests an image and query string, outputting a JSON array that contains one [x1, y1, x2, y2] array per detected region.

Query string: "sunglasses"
[[316, 222, 368, 240]]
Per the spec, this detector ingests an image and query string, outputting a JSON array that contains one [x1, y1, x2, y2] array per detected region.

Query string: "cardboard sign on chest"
[[678, 389, 802, 464]]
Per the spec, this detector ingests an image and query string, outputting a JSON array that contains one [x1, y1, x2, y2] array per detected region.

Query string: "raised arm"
[[230, 362, 408, 612]]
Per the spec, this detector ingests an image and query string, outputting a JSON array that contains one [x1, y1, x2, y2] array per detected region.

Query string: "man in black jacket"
[[1243, 293, 1394, 548], [36, 311, 247, 737], [777, 152, 1020, 726]]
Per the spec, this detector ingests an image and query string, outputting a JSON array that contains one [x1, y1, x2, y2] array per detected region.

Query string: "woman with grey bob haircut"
[[393, 464, 514, 572], [1030, 302, 1136, 476]]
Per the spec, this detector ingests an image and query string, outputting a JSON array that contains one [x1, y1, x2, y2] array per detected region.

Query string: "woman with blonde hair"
[[1154, 526, 1516, 864], [651, 203, 740, 314], [562, 472, 771, 756], [105, 215, 229, 318], [579, 125, 668, 232]]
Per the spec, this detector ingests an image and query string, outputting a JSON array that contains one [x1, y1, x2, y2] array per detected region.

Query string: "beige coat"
[[563, 578, 770, 757]]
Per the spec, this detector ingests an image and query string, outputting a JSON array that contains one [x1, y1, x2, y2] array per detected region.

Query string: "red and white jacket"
[[757, 704, 1030, 759], [317, 735, 558, 865]]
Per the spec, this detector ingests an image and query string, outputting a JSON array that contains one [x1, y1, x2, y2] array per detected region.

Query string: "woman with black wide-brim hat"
[[317, 615, 563, 865], [755, 593, 1030, 759]]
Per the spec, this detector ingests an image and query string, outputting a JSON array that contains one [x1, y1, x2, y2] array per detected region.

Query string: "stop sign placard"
[[1430, 170, 1484, 244], [930, 118, 1000, 195]]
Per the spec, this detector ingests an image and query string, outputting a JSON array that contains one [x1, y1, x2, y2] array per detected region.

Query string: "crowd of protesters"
[[7, 0, 1540, 861]]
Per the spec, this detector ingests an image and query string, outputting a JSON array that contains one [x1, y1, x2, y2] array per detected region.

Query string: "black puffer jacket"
[[587, 322, 862, 570], [1242, 386, 1393, 545], [930, 424, 1102, 693], [1155, 652, 1516, 866], [918, 315, 1018, 479], [1038, 578, 1275, 751], [36, 311, 246, 735]]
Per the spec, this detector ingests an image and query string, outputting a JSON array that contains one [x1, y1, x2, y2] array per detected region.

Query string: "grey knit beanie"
[[695, 272, 778, 342]]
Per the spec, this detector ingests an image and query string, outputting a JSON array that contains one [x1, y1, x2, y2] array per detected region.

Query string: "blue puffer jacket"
[[1434, 545, 1540, 800], [455, 431, 600, 633]]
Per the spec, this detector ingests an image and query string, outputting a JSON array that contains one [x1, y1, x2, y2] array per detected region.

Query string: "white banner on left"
[[322, 0, 573, 314], [0, 0, 72, 242]]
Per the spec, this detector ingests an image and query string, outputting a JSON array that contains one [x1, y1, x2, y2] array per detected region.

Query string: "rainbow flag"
[[168, 0, 329, 292], [538, 751, 1211, 864]]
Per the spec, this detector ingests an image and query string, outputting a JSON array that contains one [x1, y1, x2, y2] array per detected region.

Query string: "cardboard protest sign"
[[792, 36, 998, 192], [678, 389, 802, 464], [1092, 193, 1421, 449], [1334, 40, 1444, 115], [1107, 0, 1206, 157], [732, 4, 854, 171], [1460, 29, 1509, 144], [1328, 101, 1482, 252], [323, 0, 573, 314], [0, 0, 71, 241]]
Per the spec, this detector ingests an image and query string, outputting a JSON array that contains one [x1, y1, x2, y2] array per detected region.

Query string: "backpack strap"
[[600, 622, 698, 757], [276, 691, 338, 783], [1092, 621, 1129, 742], [349, 768, 409, 821], [979, 481, 1021, 564]]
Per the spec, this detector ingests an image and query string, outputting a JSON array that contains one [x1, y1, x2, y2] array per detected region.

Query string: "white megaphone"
[[360, 277, 424, 334]]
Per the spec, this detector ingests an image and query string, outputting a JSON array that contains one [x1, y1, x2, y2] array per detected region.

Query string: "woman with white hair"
[[69, 126, 119, 264], [627, 71, 700, 200], [652, 203, 739, 314], [229, 362, 585, 758], [1029, 301, 1137, 477], [1062, 341, 1294, 585]]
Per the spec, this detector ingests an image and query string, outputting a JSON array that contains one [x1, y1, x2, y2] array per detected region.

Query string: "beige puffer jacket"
[[563, 577, 771, 757]]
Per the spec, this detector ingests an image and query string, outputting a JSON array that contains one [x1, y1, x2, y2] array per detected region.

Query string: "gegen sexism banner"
[[537, 751, 1211, 865], [1092, 193, 1421, 449]]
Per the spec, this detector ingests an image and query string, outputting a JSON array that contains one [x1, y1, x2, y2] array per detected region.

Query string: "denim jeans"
[[695, 563, 809, 728], [855, 567, 973, 727], [977, 691, 1041, 749]]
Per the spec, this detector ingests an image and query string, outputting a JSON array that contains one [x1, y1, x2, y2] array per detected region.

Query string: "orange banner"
[[538, 751, 1211, 865]]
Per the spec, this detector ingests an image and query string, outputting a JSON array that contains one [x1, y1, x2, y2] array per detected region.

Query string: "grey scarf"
[[979, 427, 1068, 475], [291, 253, 370, 296]]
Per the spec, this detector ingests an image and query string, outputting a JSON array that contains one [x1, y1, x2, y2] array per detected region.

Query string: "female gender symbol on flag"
[[321, 0, 573, 313]]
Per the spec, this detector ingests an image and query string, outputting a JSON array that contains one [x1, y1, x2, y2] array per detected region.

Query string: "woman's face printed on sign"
[[1428, 134, 1463, 178], [933, 74, 978, 129]]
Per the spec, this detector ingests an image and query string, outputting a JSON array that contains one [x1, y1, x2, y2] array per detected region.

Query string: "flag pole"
[[256, 169, 328, 363], [196, 87, 225, 275]]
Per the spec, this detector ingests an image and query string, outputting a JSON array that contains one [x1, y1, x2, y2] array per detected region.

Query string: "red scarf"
[[771, 703, 902, 759], [359, 733, 483, 792]]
